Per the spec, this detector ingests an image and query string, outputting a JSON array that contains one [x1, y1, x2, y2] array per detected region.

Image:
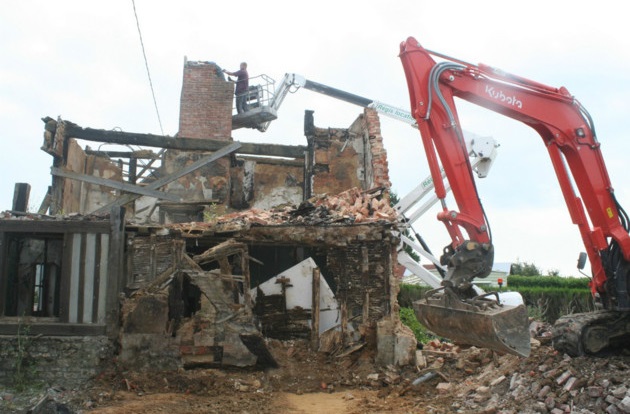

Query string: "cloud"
[[0, 0, 628, 280]]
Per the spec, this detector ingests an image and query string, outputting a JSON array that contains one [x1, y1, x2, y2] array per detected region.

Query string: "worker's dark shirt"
[[233, 69, 249, 95]]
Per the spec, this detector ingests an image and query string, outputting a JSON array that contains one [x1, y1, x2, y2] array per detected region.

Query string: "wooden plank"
[[238, 155, 304, 167], [241, 248, 252, 307], [311, 267, 320, 350], [82, 233, 96, 324], [68, 233, 82, 323], [59, 233, 72, 322], [0, 232, 6, 316], [85, 149, 160, 159], [92, 234, 102, 324], [12, 183, 31, 212], [150, 234, 158, 281], [92, 141, 242, 214], [97, 233, 109, 324], [192, 239, 246, 265], [128, 158, 137, 184], [340, 301, 348, 348], [37, 186, 52, 215], [51, 167, 181, 202], [361, 246, 370, 324], [105, 207, 125, 338], [362, 291, 370, 324], [62, 122, 306, 158], [77, 233, 87, 323]]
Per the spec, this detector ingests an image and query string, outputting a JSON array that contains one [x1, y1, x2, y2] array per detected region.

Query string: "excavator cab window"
[[577, 252, 588, 270]]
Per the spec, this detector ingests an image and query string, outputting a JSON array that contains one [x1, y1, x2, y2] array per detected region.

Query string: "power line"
[[131, 0, 164, 135]]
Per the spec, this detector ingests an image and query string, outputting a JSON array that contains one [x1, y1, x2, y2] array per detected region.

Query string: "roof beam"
[[63, 122, 306, 158]]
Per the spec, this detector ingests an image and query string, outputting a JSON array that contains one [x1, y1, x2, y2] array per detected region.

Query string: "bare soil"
[[4, 333, 630, 413]]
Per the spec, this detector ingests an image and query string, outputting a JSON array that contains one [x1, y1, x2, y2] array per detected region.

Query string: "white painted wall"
[[251, 258, 341, 334]]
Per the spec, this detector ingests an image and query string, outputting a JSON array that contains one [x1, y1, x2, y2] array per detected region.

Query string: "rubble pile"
[[303, 186, 396, 224], [3, 331, 630, 413], [171, 187, 396, 231], [402, 333, 630, 414]]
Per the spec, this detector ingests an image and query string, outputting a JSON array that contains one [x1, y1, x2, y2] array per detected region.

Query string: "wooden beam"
[[239, 155, 305, 167], [63, 122, 306, 158], [38, 186, 52, 215], [0, 232, 7, 317], [51, 167, 182, 202], [91, 141, 242, 215], [311, 267, 320, 350], [192, 239, 247, 265], [84, 149, 160, 159], [12, 183, 30, 212], [106, 206, 125, 338]]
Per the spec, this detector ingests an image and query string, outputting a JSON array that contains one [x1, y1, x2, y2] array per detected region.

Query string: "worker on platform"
[[223, 62, 249, 114]]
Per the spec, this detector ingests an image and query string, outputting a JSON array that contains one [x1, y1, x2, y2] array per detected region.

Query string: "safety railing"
[[232, 74, 276, 113]]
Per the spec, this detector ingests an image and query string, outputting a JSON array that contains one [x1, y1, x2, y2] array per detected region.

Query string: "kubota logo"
[[485, 86, 522, 109]]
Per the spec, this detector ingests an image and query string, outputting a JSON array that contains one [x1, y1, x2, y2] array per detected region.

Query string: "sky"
[[1, 0, 630, 278]]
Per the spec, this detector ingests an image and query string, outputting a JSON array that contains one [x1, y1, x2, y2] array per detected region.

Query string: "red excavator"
[[399, 37, 630, 357]]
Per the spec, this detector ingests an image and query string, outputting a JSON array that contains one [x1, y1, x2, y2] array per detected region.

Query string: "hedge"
[[507, 275, 590, 290], [399, 275, 595, 324], [510, 286, 594, 323], [398, 284, 433, 308]]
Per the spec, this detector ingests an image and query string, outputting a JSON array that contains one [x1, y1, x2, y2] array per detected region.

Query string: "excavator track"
[[552, 310, 630, 356]]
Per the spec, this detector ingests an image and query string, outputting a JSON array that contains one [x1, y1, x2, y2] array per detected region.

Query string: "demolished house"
[[0, 61, 415, 387]]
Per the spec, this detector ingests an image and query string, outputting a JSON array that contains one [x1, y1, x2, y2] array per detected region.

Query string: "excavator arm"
[[399, 37, 630, 356]]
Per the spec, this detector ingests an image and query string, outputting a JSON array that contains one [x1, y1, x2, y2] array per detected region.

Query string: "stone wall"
[[0, 335, 113, 388]]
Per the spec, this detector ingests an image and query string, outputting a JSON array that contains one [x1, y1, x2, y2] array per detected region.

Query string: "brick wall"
[[364, 108, 390, 189]]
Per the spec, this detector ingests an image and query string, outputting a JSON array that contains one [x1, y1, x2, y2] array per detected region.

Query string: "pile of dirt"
[[3, 331, 630, 413]]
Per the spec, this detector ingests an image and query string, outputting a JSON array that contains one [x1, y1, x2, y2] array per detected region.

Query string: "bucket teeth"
[[414, 288, 531, 357]]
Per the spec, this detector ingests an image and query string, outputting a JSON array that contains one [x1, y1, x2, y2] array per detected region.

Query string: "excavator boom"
[[399, 37, 630, 356]]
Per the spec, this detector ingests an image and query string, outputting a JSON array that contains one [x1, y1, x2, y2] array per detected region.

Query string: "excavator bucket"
[[414, 288, 531, 357]]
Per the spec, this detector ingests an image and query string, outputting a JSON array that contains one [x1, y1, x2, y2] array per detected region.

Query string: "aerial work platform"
[[232, 106, 277, 130], [231, 75, 278, 131]]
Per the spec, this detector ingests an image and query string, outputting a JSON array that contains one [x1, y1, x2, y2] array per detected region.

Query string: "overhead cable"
[[131, 0, 164, 135]]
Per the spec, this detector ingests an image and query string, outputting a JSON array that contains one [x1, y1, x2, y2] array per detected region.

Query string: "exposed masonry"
[[0, 336, 112, 389], [178, 60, 233, 140], [0, 59, 414, 387]]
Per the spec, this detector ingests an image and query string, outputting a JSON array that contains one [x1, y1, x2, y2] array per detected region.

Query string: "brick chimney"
[[161, 60, 235, 222], [178, 60, 233, 140]]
